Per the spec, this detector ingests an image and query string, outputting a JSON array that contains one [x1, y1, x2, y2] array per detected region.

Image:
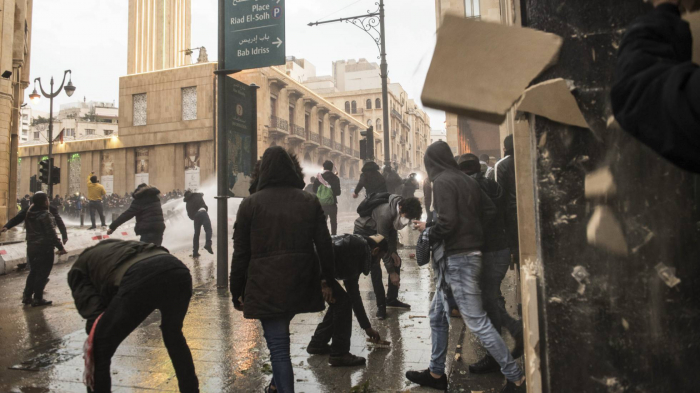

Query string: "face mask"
[[394, 215, 410, 230]]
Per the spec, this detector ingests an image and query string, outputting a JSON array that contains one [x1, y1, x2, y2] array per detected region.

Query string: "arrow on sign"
[[273, 37, 283, 48]]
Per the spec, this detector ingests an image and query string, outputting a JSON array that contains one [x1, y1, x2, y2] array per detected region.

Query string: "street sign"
[[225, 77, 257, 197], [225, 0, 286, 70]]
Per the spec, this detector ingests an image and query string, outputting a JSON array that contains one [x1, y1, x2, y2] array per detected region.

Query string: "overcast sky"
[[28, 0, 445, 130]]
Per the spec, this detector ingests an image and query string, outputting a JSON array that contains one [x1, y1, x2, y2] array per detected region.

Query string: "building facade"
[[21, 101, 119, 146]]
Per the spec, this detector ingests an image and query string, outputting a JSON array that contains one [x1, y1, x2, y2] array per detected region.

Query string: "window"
[[376, 98, 381, 109], [65, 128, 75, 137], [330, 124, 335, 143], [289, 106, 295, 126], [33, 132, 39, 140], [376, 118, 382, 131], [345, 101, 350, 113], [133, 93, 147, 126], [465, 0, 480, 17], [182, 86, 197, 120], [104, 130, 114, 136], [351, 101, 357, 114], [318, 119, 323, 134], [270, 96, 277, 117], [86, 129, 96, 135], [367, 119, 372, 126], [366, 99, 372, 110], [100, 119, 112, 123]]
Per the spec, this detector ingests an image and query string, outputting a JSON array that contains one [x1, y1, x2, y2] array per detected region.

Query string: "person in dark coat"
[[183, 191, 212, 258], [20, 194, 30, 211], [353, 161, 387, 198], [313, 160, 342, 235], [383, 166, 403, 194], [304, 176, 316, 194], [20, 192, 67, 307], [3, 192, 68, 245], [231, 146, 335, 393], [68, 239, 199, 393], [401, 173, 420, 198], [494, 135, 518, 263], [611, 0, 700, 173], [107, 184, 166, 246]]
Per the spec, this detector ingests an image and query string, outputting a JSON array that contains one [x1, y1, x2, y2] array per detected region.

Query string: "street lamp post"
[[29, 70, 76, 198], [308, 0, 391, 170]]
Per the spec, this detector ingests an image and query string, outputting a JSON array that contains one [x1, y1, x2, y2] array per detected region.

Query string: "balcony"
[[400, 137, 406, 145], [319, 137, 332, 152], [305, 132, 320, 148], [354, 150, 360, 159], [391, 109, 402, 121], [289, 124, 306, 142], [269, 116, 289, 139], [344, 146, 353, 156], [333, 141, 343, 153]]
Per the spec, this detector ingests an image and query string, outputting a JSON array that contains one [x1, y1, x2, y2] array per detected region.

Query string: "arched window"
[[375, 98, 381, 109], [367, 119, 372, 126], [345, 101, 350, 113], [351, 101, 357, 114], [376, 118, 382, 131], [366, 99, 372, 109]]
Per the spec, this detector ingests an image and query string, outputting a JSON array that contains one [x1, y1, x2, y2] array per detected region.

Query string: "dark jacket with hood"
[[472, 171, 508, 252], [494, 153, 518, 249], [109, 186, 166, 235], [354, 194, 402, 274], [332, 234, 373, 330], [313, 171, 342, 204], [611, 4, 700, 173], [24, 205, 65, 251], [67, 240, 174, 331], [5, 205, 67, 241], [354, 161, 387, 196], [401, 176, 419, 198], [231, 146, 335, 320], [425, 141, 492, 256], [184, 192, 208, 220], [384, 168, 403, 194]]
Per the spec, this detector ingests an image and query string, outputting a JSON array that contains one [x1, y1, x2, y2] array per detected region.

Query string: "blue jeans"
[[482, 249, 522, 337], [261, 317, 294, 393], [429, 253, 523, 382]]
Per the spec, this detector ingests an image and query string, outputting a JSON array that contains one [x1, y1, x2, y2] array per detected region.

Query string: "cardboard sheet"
[[516, 78, 589, 128], [685, 11, 700, 65], [422, 15, 563, 125]]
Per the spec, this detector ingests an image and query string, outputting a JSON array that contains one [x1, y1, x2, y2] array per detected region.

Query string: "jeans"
[[23, 246, 54, 300], [322, 204, 338, 235], [429, 253, 523, 382], [370, 261, 399, 309], [482, 249, 522, 337], [193, 210, 212, 254], [91, 266, 198, 393], [309, 280, 352, 356], [261, 317, 295, 393], [140, 231, 164, 247], [89, 200, 105, 227]]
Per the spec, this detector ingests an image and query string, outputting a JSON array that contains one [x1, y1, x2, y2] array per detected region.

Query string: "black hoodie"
[[354, 161, 387, 196], [24, 205, 65, 251], [425, 141, 492, 256], [109, 185, 166, 235], [183, 192, 208, 220]]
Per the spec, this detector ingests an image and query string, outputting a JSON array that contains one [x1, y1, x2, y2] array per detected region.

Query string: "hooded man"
[[313, 160, 342, 235], [408, 141, 525, 393], [3, 191, 68, 246], [107, 184, 166, 246], [20, 194, 30, 211], [353, 161, 387, 198], [231, 146, 335, 393], [87, 173, 107, 229], [21, 192, 67, 307], [383, 166, 403, 194], [494, 135, 518, 263], [184, 191, 213, 258], [401, 173, 420, 198], [354, 193, 423, 320], [67, 240, 199, 393], [307, 234, 387, 367]]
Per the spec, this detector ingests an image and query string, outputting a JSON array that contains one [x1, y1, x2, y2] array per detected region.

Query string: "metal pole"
[[216, 0, 228, 288], [47, 78, 54, 198], [379, 0, 391, 169]]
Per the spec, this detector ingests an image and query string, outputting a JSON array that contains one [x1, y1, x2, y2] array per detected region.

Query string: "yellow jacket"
[[87, 175, 106, 201]]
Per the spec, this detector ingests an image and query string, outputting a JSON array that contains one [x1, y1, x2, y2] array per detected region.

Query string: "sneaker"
[[31, 299, 52, 307], [405, 369, 447, 390], [501, 380, 526, 393], [376, 307, 387, 320], [469, 355, 500, 374], [204, 245, 214, 254], [386, 299, 411, 309], [329, 353, 366, 367], [512, 330, 524, 359], [306, 342, 331, 355], [450, 309, 461, 318]]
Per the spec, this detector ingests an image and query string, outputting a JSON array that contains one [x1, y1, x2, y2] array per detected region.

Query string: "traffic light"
[[360, 126, 375, 160], [29, 175, 39, 193], [51, 166, 61, 185], [39, 159, 50, 184]]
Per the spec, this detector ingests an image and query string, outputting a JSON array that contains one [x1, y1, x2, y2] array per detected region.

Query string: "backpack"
[[317, 185, 335, 206], [356, 192, 391, 218]]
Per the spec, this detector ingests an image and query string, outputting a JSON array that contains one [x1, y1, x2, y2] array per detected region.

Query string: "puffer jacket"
[[109, 186, 165, 235], [354, 161, 387, 196], [231, 146, 335, 320], [184, 192, 207, 220], [24, 206, 64, 251]]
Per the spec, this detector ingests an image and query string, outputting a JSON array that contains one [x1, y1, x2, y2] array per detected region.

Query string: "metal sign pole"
[[216, 0, 229, 289]]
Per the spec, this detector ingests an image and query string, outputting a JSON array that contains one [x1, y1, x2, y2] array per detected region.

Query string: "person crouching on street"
[[107, 184, 166, 246], [307, 234, 387, 366], [231, 147, 335, 393], [184, 191, 213, 258], [68, 239, 199, 393]]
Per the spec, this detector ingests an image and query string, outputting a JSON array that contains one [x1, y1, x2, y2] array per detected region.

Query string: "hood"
[[183, 192, 203, 202], [256, 147, 305, 192], [361, 161, 381, 173], [388, 194, 402, 219], [26, 205, 48, 219], [424, 141, 460, 181], [133, 185, 161, 199]]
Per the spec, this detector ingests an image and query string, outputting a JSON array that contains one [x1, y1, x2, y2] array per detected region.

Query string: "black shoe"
[[469, 355, 500, 374], [512, 330, 524, 359], [376, 307, 387, 320], [31, 299, 52, 307], [329, 353, 366, 367], [192, 253, 201, 258], [204, 245, 214, 254], [22, 297, 31, 305], [306, 342, 331, 355], [88, 227, 97, 230], [386, 299, 411, 309], [501, 380, 526, 393], [405, 369, 447, 390]]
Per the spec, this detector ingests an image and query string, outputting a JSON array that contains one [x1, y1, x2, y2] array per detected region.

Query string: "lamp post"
[[29, 70, 76, 198], [308, 0, 391, 170]]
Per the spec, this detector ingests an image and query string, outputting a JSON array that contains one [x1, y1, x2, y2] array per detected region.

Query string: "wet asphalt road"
[[0, 215, 476, 392]]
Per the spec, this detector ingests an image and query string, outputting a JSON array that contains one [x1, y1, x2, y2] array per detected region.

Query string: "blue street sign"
[[225, 0, 286, 70]]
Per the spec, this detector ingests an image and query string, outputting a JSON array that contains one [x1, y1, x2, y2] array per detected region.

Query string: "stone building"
[[21, 101, 119, 146]]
